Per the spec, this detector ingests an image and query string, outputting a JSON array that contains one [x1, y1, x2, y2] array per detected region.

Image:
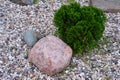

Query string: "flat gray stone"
[[10, 0, 34, 5], [91, 0, 120, 12]]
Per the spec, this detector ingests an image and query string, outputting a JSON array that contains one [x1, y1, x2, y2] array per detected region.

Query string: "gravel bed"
[[0, 0, 120, 80]]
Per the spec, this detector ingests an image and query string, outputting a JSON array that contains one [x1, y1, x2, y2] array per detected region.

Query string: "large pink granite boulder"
[[29, 35, 72, 76]]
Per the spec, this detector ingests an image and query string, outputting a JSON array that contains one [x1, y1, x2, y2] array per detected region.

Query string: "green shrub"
[[53, 2, 107, 55], [67, 0, 75, 3], [33, 0, 38, 4]]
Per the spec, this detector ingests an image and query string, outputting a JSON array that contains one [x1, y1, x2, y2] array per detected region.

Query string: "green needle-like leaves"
[[53, 2, 107, 55]]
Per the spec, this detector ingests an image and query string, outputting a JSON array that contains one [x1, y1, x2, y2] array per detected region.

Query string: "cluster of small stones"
[[0, 0, 120, 80]]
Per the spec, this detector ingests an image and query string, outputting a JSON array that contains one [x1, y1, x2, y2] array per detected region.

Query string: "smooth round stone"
[[23, 30, 38, 47]]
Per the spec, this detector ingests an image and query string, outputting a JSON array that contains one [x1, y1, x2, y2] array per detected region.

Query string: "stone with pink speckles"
[[29, 35, 72, 76]]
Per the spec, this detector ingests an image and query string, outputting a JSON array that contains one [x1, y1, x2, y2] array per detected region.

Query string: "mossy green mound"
[[54, 2, 107, 55]]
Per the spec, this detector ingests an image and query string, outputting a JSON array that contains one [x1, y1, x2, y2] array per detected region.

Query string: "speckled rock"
[[29, 35, 72, 76]]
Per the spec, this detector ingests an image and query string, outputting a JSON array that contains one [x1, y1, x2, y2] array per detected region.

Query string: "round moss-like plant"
[[53, 2, 107, 55], [33, 0, 38, 4]]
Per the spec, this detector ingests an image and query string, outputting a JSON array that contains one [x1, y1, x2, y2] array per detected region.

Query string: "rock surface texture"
[[23, 30, 38, 47], [10, 0, 33, 5], [29, 35, 72, 76], [23, 30, 43, 47], [91, 0, 120, 12]]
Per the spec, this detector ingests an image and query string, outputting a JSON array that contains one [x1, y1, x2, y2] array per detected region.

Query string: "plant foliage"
[[33, 0, 38, 4], [53, 2, 107, 55], [67, 0, 75, 3]]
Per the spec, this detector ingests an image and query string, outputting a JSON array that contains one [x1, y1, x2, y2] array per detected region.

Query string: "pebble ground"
[[0, 0, 120, 80]]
